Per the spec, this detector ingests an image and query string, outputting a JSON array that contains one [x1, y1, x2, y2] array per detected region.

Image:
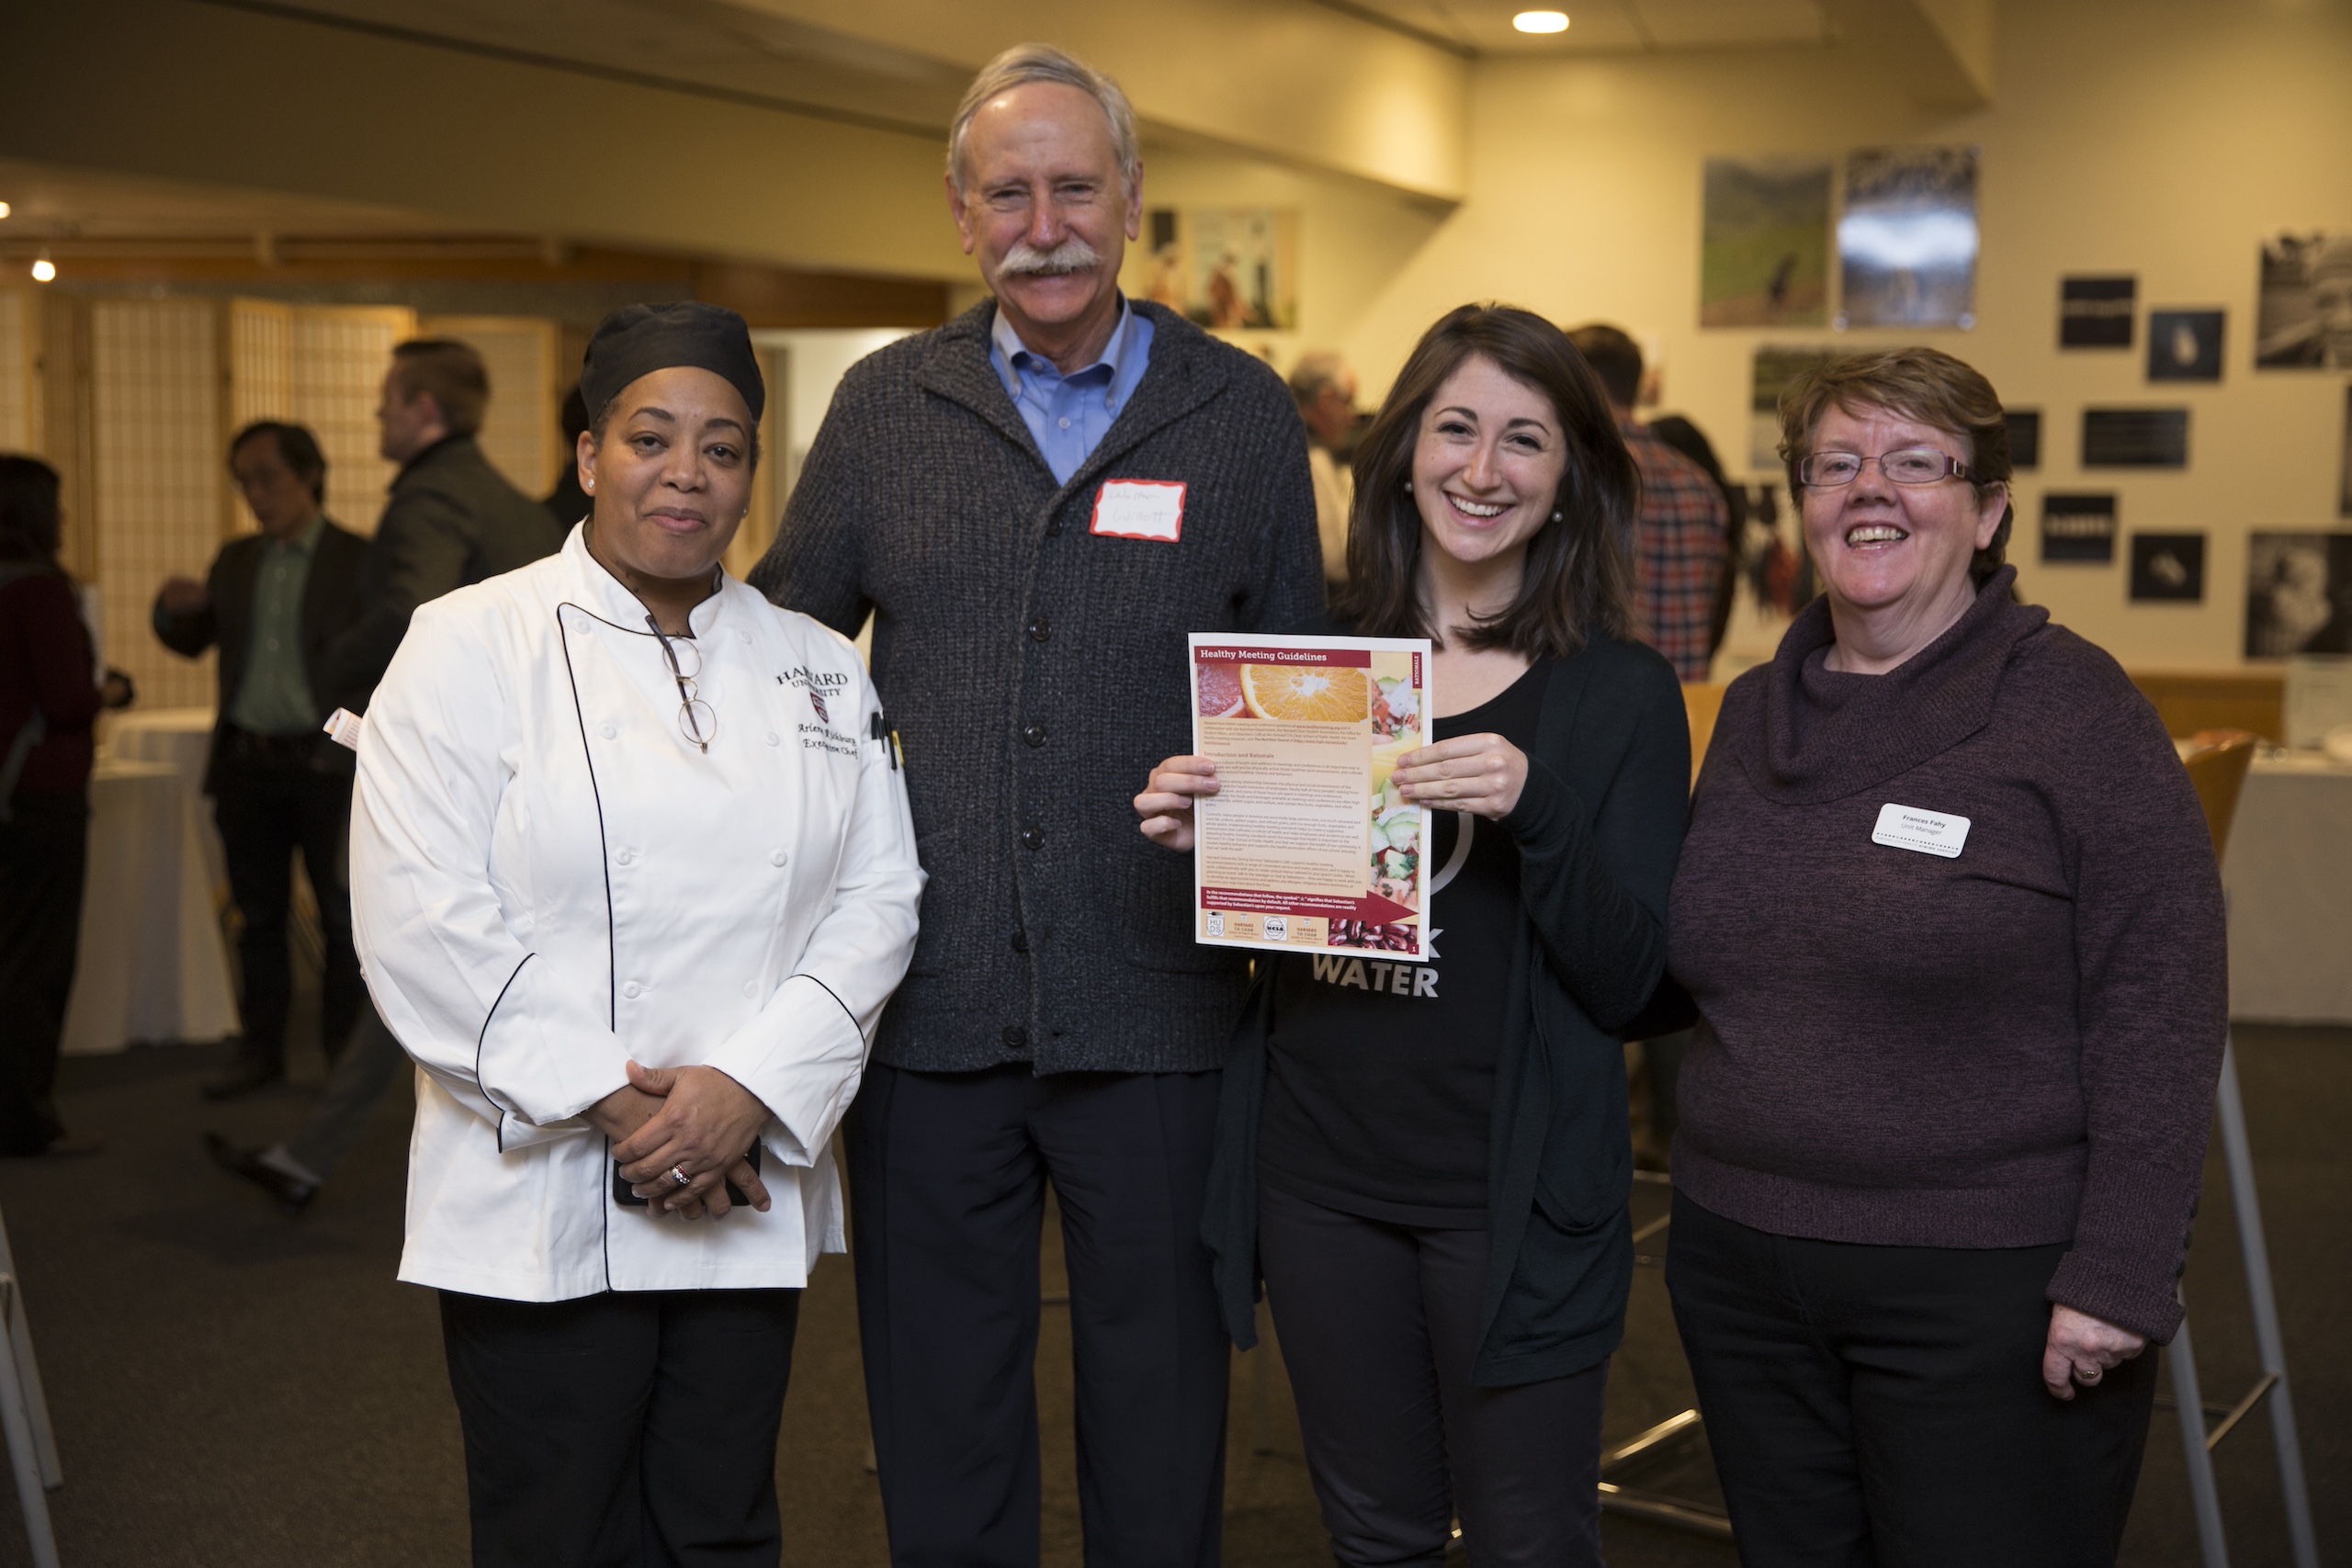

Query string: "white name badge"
[[1872, 802, 1971, 858], [1091, 479, 1186, 543]]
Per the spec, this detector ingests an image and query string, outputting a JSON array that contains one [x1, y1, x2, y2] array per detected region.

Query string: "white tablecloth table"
[[105, 707, 223, 899], [2222, 750, 2352, 1025], [59, 757, 241, 1055]]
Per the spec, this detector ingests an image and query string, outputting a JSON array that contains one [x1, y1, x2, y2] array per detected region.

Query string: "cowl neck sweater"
[[1738, 565, 2044, 806]]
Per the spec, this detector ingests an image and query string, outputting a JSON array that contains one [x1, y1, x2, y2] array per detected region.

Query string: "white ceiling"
[[0, 155, 456, 243], [1337, 0, 1827, 55]]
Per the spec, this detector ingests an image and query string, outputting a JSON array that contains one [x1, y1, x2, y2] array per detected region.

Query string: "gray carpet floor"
[[0, 1021, 2338, 1566]]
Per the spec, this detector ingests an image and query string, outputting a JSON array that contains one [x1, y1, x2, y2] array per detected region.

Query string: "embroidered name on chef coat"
[[1091, 479, 1185, 543], [1871, 803, 1972, 859]]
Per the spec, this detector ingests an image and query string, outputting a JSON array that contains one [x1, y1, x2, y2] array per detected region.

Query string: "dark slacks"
[[0, 790, 86, 1154], [438, 1287, 801, 1568], [1665, 1190, 2157, 1568], [212, 739, 362, 1061], [844, 1063, 1228, 1568], [283, 1000, 406, 1183], [1257, 1183, 1609, 1568]]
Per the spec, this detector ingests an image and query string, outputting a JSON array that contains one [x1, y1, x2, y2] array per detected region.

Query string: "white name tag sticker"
[[1091, 479, 1186, 543], [1872, 802, 1972, 858]]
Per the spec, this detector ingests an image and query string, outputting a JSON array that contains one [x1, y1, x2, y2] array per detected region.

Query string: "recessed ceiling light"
[[1514, 9, 1569, 32], [0, 201, 12, 220], [31, 252, 55, 283]]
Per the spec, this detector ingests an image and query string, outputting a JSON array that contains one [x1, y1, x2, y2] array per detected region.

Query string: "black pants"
[[1257, 1183, 1609, 1568], [438, 1288, 801, 1568], [0, 790, 86, 1154], [1665, 1190, 2157, 1568], [843, 1063, 1228, 1568], [212, 739, 361, 1061]]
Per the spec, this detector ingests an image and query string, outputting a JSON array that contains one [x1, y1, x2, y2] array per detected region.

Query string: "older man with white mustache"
[[751, 41, 1324, 1568]]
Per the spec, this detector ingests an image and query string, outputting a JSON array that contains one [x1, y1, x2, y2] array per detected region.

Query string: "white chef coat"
[[350, 525, 922, 1302]]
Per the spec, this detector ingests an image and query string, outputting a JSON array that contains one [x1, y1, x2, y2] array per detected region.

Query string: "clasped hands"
[[586, 1062, 773, 1221], [1135, 734, 1530, 850]]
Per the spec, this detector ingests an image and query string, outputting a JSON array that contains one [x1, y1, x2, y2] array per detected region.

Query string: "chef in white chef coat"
[[349, 301, 922, 1568]]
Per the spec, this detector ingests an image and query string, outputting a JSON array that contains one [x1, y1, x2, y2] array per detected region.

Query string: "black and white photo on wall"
[[2060, 276, 2135, 349], [2041, 493, 2117, 563], [2084, 408, 2189, 468], [1838, 146, 1978, 331], [1749, 345, 1842, 468], [2256, 233, 2352, 368], [2147, 310, 2224, 382], [2130, 533, 2206, 603], [2004, 409, 2041, 469], [2246, 532, 2352, 656]]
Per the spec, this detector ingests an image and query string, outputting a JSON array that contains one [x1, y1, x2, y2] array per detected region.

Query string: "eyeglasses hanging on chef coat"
[[645, 615, 717, 752]]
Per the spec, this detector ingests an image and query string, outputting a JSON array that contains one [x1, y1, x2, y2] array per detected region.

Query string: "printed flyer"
[[1188, 632, 1432, 959]]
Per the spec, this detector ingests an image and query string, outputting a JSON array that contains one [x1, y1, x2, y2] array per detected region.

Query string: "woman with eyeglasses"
[[350, 302, 922, 1567], [1662, 348, 2226, 1564]]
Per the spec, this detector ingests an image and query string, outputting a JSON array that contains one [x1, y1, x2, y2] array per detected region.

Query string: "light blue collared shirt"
[[989, 298, 1155, 486]]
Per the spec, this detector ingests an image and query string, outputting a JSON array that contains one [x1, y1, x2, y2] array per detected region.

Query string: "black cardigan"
[[1200, 634, 1690, 1387]]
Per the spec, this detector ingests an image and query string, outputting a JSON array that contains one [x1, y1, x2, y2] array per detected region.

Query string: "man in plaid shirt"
[[1569, 324, 1727, 682]]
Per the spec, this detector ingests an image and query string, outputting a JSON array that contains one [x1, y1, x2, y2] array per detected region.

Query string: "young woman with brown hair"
[[1135, 304, 1690, 1566]]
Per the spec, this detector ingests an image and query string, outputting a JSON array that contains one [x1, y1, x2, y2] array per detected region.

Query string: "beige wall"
[[1339, 0, 2352, 669]]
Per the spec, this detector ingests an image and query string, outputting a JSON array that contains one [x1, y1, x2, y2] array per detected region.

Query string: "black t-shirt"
[[1258, 660, 1551, 1227]]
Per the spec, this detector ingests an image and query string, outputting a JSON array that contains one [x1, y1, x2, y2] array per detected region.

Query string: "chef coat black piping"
[[795, 974, 863, 1041], [557, 600, 623, 1290], [476, 953, 534, 1156]]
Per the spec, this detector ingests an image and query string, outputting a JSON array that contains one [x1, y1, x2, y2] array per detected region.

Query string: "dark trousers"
[[212, 739, 361, 1061], [1665, 1190, 2157, 1568], [843, 1063, 1228, 1568], [282, 1000, 406, 1183], [438, 1288, 802, 1568], [1257, 1183, 1609, 1568], [0, 790, 86, 1154]]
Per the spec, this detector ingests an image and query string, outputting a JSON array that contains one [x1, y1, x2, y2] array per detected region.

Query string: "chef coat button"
[[1020, 827, 1044, 852], [599, 722, 616, 739], [1011, 930, 1029, 953], [623, 982, 642, 998], [765, 731, 780, 746], [616, 849, 635, 865], [1025, 616, 1049, 642], [1002, 1024, 1028, 1048], [742, 980, 758, 998], [739, 630, 751, 644], [1022, 723, 1046, 748], [771, 849, 789, 867]]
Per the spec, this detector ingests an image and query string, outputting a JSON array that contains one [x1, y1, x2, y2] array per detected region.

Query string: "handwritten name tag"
[[1872, 803, 1971, 859], [1091, 479, 1186, 543]]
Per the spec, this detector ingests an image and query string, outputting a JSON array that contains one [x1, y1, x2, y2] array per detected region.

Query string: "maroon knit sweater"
[[1668, 569, 2226, 1342]]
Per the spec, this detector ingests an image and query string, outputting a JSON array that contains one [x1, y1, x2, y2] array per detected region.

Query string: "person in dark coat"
[[207, 340, 561, 1205], [154, 423, 368, 1100], [543, 383, 591, 530], [1140, 306, 1689, 1566], [751, 44, 1322, 1568], [0, 456, 110, 1156]]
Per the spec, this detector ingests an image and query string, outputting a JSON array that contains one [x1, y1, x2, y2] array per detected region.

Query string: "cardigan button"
[[1001, 1024, 1028, 1049], [1020, 827, 1044, 852], [1026, 616, 1049, 642], [1022, 723, 1046, 748], [1011, 930, 1029, 953]]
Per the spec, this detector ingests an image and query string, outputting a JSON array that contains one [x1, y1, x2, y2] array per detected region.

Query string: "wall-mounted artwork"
[[2041, 493, 2116, 563], [2246, 532, 2352, 656], [2060, 276, 2135, 348], [2147, 310, 2224, 382], [2256, 234, 2352, 368], [1136, 209, 1297, 332], [1838, 146, 1978, 331], [2340, 386, 2351, 518], [2005, 409, 2041, 469], [2083, 408, 2189, 468], [1749, 345, 1843, 469], [2130, 534, 2206, 602], [1701, 157, 1831, 328]]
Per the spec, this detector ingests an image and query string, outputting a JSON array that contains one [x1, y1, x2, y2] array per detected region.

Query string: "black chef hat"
[[579, 302, 765, 427]]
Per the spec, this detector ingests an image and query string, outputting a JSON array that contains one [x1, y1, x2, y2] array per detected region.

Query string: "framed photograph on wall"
[[2340, 386, 2351, 518], [2147, 310, 2224, 381], [2246, 532, 2352, 656], [1701, 157, 1831, 328], [2041, 493, 2116, 563], [2130, 533, 2206, 603], [1749, 345, 1843, 468], [2005, 409, 2042, 469], [2060, 276, 2134, 348], [2083, 408, 2189, 468], [1838, 146, 1979, 331], [1132, 208, 1298, 332], [2255, 234, 2352, 368]]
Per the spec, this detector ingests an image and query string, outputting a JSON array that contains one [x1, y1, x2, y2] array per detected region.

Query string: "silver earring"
[[1550, 510, 1561, 522], [1403, 479, 1413, 492], [585, 479, 594, 491]]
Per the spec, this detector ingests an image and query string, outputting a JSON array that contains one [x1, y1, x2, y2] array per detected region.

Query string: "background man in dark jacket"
[[155, 423, 368, 1100], [209, 339, 561, 1209], [753, 44, 1321, 1568]]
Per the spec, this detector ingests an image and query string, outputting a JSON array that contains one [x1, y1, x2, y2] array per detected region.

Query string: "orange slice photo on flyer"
[[1241, 663, 1370, 723]]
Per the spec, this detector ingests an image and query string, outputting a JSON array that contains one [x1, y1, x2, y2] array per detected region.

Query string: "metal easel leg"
[[2167, 1310, 2230, 1568], [2213, 1041, 2320, 1568], [0, 1211, 60, 1568]]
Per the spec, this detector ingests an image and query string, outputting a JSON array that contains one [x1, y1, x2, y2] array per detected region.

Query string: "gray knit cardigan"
[[750, 299, 1324, 1074]]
